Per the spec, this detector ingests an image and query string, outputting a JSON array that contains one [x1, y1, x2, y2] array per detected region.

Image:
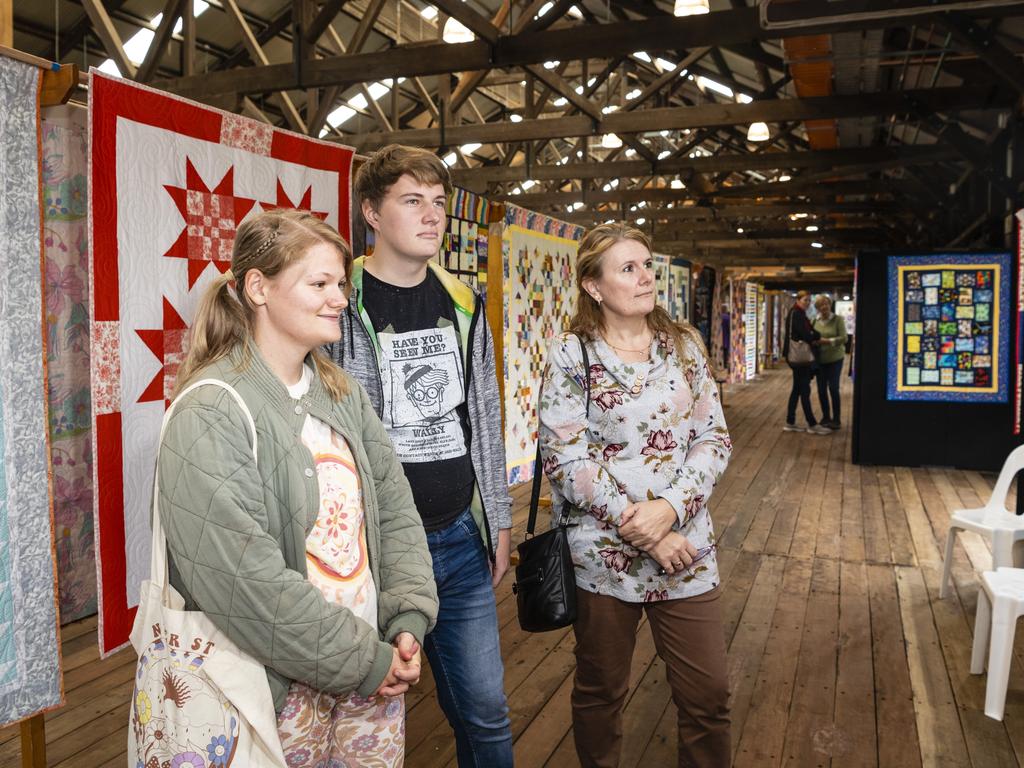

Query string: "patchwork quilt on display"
[[653, 250, 671, 309], [42, 106, 96, 624], [667, 260, 690, 323], [0, 56, 63, 727], [437, 187, 492, 290], [710, 273, 724, 374], [502, 205, 584, 484], [90, 72, 354, 655], [1016, 211, 1024, 433], [745, 282, 758, 380], [728, 279, 747, 383], [887, 252, 1010, 403]]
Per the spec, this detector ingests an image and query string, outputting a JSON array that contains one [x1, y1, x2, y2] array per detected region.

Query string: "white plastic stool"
[[940, 444, 1024, 599], [970, 567, 1024, 720]]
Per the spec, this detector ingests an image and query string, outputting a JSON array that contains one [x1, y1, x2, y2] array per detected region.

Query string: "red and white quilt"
[[89, 72, 354, 655]]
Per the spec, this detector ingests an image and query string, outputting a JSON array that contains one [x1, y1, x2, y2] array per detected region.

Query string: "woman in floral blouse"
[[539, 223, 732, 768]]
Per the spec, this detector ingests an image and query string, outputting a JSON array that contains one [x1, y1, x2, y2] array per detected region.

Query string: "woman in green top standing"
[[812, 295, 848, 430]]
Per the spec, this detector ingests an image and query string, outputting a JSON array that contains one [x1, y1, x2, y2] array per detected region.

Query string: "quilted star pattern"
[[136, 298, 188, 406], [163, 158, 257, 287], [262, 180, 328, 220]]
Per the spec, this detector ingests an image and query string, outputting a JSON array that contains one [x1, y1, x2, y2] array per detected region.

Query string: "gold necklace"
[[602, 335, 652, 394], [603, 336, 652, 353]]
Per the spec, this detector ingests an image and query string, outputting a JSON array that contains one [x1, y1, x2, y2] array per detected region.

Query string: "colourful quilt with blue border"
[[887, 252, 1011, 402]]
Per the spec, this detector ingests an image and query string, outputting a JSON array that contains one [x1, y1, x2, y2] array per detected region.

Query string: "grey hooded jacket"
[[324, 256, 513, 556]]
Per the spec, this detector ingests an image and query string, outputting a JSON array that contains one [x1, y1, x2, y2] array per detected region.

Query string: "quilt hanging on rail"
[[89, 72, 355, 655], [886, 252, 1010, 403], [436, 186, 493, 291], [0, 55, 63, 728], [42, 105, 96, 625], [667, 259, 691, 324], [501, 205, 584, 484]]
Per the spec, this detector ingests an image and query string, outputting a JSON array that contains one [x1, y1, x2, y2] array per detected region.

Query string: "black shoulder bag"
[[513, 334, 589, 632]]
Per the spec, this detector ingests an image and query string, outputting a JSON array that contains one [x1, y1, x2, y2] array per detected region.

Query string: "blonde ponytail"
[[173, 272, 249, 397]]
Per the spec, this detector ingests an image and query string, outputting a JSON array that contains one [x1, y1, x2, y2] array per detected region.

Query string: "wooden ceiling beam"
[[136, 0, 184, 84], [653, 228, 887, 243], [430, 0, 501, 44], [80, 0, 137, 78], [559, 202, 905, 223], [713, 179, 898, 198], [495, 181, 896, 207], [157, 5, 1024, 98], [56, 0, 129, 61], [940, 11, 1024, 98], [449, 145, 957, 184], [221, 0, 305, 133], [348, 0, 387, 58], [305, 0, 347, 45], [449, 0, 514, 114], [338, 86, 1009, 151]]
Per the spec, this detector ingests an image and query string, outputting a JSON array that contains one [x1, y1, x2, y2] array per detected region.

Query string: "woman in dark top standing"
[[784, 291, 830, 434]]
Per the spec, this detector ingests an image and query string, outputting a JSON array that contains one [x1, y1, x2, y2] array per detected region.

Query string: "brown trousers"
[[571, 586, 731, 768]]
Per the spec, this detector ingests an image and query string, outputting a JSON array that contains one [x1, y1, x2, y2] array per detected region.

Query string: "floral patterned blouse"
[[539, 331, 732, 603]]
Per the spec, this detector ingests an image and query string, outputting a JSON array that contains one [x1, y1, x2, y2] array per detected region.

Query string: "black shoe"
[[820, 419, 833, 428], [826, 420, 841, 431]]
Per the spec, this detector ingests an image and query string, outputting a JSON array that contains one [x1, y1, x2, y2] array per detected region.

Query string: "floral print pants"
[[276, 682, 405, 767]]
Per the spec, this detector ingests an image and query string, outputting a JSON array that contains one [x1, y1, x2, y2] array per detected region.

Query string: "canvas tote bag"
[[128, 379, 287, 768]]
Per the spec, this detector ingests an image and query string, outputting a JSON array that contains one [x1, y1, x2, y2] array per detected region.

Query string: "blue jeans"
[[816, 359, 843, 423], [786, 364, 817, 426], [423, 509, 513, 767]]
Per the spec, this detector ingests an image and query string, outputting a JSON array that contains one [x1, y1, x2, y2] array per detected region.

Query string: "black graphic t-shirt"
[[362, 269, 475, 531]]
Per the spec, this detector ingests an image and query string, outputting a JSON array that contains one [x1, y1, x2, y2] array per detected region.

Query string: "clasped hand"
[[619, 499, 698, 575], [375, 631, 422, 698], [618, 498, 677, 550]]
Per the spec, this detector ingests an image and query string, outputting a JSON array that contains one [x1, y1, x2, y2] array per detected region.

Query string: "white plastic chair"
[[970, 567, 1024, 720], [940, 444, 1024, 599]]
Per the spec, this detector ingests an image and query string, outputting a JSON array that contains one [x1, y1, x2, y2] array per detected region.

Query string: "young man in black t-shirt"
[[326, 145, 513, 766]]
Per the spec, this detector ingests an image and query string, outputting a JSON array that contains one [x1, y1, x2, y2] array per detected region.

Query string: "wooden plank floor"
[[4, 367, 1023, 766]]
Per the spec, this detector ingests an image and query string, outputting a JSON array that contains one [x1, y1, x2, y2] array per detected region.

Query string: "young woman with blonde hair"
[[157, 208, 438, 766], [539, 222, 733, 767]]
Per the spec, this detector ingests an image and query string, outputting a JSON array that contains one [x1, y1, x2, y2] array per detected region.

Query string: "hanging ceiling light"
[[442, 18, 474, 44], [747, 122, 770, 142], [602, 133, 623, 149], [674, 0, 710, 16]]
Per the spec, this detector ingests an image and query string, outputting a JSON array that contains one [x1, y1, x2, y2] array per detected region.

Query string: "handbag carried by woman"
[[786, 308, 815, 366], [513, 334, 590, 632]]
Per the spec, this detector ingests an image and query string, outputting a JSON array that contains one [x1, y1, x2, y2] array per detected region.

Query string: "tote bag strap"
[[149, 379, 258, 599], [528, 333, 590, 536]]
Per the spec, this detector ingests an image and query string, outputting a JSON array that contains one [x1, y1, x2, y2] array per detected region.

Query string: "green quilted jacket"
[[158, 343, 438, 711]]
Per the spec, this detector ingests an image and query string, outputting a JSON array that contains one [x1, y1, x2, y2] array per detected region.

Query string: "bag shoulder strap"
[[150, 378, 258, 592], [528, 333, 589, 536]]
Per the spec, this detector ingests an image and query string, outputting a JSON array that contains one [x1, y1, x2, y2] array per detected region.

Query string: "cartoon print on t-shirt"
[[403, 363, 450, 419], [378, 323, 467, 463]]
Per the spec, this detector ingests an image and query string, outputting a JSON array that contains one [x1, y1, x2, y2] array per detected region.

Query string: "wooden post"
[[182, 0, 195, 77], [487, 203, 506, 433], [0, 0, 11, 47], [41, 63, 79, 106], [20, 713, 46, 768]]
